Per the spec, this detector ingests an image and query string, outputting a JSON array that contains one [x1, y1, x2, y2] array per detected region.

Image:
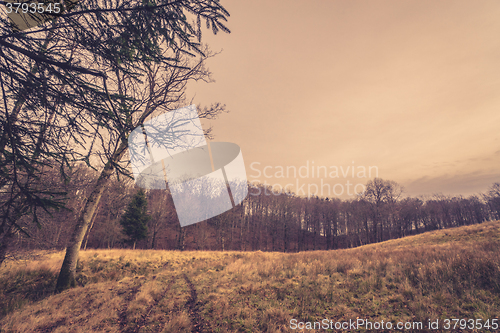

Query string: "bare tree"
[[363, 178, 402, 242], [1, 0, 231, 267], [486, 183, 500, 220]]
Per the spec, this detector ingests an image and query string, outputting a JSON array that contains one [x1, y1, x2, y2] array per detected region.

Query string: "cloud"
[[404, 172, 500, 197]]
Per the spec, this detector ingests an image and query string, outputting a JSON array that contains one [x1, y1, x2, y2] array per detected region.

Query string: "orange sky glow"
[[187, 0, 500, 199]]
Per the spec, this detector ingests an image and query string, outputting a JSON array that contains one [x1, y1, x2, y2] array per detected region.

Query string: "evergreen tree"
[[120, 189, 150, 249]]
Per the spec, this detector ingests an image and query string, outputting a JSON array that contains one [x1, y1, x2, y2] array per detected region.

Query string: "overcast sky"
[[187, 0, 500, 199]]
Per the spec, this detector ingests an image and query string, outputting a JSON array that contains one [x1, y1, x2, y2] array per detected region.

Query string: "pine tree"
[[120, 190, 150, 250]]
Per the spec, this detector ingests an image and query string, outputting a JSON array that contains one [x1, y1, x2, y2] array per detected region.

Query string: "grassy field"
[[1, 221, 499, 332]]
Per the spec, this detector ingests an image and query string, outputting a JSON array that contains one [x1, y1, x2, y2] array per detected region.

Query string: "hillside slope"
[[1, 221, 499, 332]]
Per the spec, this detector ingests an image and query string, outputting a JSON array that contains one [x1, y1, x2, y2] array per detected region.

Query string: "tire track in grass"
[[120, 260, 174, 332], [118, 279, 145, 333], [130, 276, 175, 333], [37, 318, 66, 333], [183, 273, 211, 333]]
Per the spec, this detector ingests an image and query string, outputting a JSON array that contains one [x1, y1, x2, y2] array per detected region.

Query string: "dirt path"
[[183, 273, 211, 333]]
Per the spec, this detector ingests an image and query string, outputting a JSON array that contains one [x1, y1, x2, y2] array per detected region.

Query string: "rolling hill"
[[1, 220, 499, 332]]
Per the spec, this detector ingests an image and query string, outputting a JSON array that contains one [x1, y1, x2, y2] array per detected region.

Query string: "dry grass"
[[1, 221, 499, 332]]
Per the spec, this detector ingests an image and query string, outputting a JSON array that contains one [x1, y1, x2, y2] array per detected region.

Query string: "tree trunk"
[[55, 142, 127, 292], [151, 228, 157, 249], [0, 226, 13, 267], [177, 225, 185, 250], [283, 217, 288, 253], [83, 203, 99, 251]]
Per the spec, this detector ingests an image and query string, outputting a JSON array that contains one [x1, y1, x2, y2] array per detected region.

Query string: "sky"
[[187, 0, 500, 199]]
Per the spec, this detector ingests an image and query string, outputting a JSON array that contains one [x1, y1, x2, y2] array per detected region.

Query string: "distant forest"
[[9, 164, 500, 253]]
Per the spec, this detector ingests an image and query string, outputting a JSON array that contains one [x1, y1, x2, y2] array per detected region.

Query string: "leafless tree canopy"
[[10, 173, 498, 254]]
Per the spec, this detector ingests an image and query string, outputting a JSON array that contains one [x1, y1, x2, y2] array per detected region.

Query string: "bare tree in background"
[[486, 183, 500, 220], [363, 178, 404, 242]]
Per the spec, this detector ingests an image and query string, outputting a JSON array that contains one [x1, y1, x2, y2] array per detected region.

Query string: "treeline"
[[8, 165, 500, 253]]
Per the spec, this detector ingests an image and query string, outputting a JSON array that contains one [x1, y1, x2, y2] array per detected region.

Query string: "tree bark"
[[55, 141, 127, 292], [83, 202, 100, 251]]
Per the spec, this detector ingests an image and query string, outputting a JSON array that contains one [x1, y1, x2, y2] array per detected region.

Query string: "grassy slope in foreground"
[[0, 221, 499, 332]]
